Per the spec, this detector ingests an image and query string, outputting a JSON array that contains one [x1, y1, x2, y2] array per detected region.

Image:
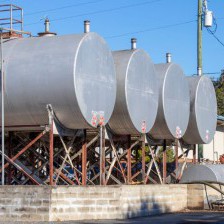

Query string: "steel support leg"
[[142, 134, 146, 183], [100, 126, 105, 185], [175, 139, 179, 178], [82, 130, 87, 186], [163, 140, 167, 184], [193, 144, 196, 164], [49, 123, 54, 186], [127, 135, 131, 184], [7, 132, 12, 185]]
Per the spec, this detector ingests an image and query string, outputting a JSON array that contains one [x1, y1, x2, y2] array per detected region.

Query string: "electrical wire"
[[206, 17, 224, 48], [25, 0, 105, 16], [25, 0, 164, 27], [207, 30, 224, 48], [106, 20, 196, 39]]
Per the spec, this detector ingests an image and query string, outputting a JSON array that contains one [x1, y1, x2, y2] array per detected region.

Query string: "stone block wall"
[[50, 185, 189, 221], [0, 184, 207, 222], [0, 186, 50, 222]]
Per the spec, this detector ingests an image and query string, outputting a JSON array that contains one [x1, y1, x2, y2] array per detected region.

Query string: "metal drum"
[[108, 49, 158, 135], [180, 164, 224, 183], [150, 63, 190, 140], [183, 76, 217, 144], [0, 32, 116, 130]]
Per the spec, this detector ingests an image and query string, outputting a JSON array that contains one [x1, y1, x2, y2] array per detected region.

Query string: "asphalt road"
[[79, 212, 224, 224], [0, 212, 224, 224]]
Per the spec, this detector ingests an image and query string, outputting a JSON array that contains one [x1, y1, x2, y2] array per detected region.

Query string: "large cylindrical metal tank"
[[149, 63, 190, 139], [0, 32, 116, 130], [108, 49, 158, 135], [182, 76, 217, 144], [180, 164, 224, 183]]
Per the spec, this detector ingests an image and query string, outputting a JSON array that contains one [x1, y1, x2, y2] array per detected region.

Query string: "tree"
[[214, 72, 224, 116], [157, 147, 175, 163]]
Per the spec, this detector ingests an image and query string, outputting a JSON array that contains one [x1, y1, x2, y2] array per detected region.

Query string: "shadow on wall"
[[124, 195, 171, 220]]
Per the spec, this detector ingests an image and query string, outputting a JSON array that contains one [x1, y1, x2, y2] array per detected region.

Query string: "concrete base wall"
[[0, 184, 206, 222]]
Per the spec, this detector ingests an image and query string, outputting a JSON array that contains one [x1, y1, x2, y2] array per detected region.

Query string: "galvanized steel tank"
[[0, 32, 116, 130], [183, 76, 217, 144], [150, 63, 190, 139], [108, 47, 158, 135], [180, 164, 224, 183]]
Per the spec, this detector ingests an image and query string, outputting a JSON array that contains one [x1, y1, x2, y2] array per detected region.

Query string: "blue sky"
[[2, 0, 224, 78]]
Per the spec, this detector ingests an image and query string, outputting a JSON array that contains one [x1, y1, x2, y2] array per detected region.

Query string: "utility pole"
[[197, 0, 213, 162], [197, 0, 202, 76]]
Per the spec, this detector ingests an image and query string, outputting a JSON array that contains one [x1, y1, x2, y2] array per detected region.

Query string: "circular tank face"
[[183, 76, 217, 144], [109, 49, 158, 135], [74, 33, 116, 127], [1, 33, 116, 130], [150, 63, 190, 139]]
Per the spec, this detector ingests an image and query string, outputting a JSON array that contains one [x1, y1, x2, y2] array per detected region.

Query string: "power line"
[[106, 20, 196, 39], [25, 0, 164, 26], [25, 0, 105, 16], [207, 28, 224, 47], [206, 17, 224, 48]]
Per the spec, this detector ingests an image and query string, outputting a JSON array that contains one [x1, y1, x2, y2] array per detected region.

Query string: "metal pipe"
[[1, 29, 4, 185], [82, 129, 87, 186], [142, 134, 146, 183], [163, 140, 167, 184], [127, 135, 131, 184], [49, 121, 54, 186], [131, 38, 137, 50], [45, 18, 50, 33], [197, 67, 202, 76], [193, 145, 196, 164], [7, 132, 12, 184], [21, 8, 24, 31], [175, 139, 179, 174], [166, 53, 171, 63], [0, 27, 31, 35], [100, 125, 105, 185], [10, 4, 12, 31], [84, 20, 90, 33]]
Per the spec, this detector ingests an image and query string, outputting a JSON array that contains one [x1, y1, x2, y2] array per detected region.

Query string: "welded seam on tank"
[[161, 64, 173, 138], [73, 32, 91, 128], [124, 49, 140, 134], [195, 77, 204, 142]]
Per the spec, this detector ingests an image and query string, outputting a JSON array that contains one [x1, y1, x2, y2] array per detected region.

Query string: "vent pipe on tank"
[[45, 18, 50, 32], [166, 53, 171, 63], [131, 38, 137, 50], [84, 20, 90, 33], [38, 18, 57, 37]]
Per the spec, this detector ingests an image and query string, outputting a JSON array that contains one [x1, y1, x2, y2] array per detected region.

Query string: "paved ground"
[[0, 211, 224, 224], [80, 212, 224, 224]]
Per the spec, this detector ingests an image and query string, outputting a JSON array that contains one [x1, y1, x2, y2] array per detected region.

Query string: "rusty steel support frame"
[[0, 124, 196, 186], [163, 140, 167, 184], [100, 126, 105, 185], [49, 122, 54, 186], [175, 139, 179, 179], [0, 130, 46, 173], [141, 134, 146, 183], [193, 144, 196, 164], [7, 131, 12, 184], [82, 130, 87, 186], [127, 135, 132, 184]]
